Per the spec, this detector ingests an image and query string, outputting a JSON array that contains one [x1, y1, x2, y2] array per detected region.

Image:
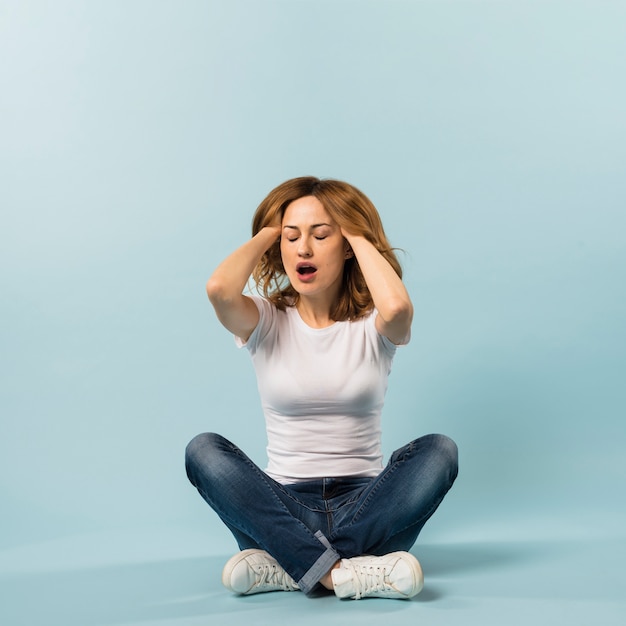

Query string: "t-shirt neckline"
[[291, 306, 340, 334]]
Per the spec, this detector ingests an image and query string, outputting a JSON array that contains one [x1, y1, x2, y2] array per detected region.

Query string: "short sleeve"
[[234, 295, 276, 355], [372, 310, 410, 357]]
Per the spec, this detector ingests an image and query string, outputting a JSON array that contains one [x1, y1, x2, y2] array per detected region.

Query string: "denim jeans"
[[185, 432, 458, 595]]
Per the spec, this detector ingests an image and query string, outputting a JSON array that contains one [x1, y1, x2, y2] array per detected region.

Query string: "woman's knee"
[[427, 433, 459, 481], [186, 431, 220, 460], [406, 433, 458, 482], [185, 432, 228, 482], [430, 433, 457, 459]]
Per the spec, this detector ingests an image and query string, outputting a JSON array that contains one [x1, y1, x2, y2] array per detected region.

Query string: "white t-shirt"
[[236, 295, 406, 484]]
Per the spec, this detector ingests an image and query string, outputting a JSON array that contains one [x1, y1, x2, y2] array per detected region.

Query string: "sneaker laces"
[[345, 560, 394, 600], [253, 562, 297, 591]]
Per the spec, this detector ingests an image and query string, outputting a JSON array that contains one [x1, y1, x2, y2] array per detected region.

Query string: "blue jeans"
[[185, 432, 458, 595]]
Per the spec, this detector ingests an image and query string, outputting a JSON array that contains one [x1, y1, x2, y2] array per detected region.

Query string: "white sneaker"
[[331, 552, 424, 600], [222, 549, 300, 595]]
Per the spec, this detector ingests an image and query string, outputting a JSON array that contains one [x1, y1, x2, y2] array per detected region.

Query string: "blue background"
[[1, 1, 625, 624]]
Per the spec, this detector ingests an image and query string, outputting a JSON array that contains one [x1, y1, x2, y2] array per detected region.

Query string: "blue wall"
[[1, 0, 625, 548]]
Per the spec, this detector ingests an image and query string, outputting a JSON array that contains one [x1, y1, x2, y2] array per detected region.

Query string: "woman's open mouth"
[[296, 263, 317, 282]]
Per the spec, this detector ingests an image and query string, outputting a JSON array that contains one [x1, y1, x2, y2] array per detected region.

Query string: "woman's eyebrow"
[[282, 223, 332, 230]]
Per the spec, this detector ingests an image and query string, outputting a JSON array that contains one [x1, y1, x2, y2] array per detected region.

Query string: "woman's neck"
[[296, 297, 335, 329]]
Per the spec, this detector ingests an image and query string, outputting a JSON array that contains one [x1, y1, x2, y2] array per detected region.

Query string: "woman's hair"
[[251, 176, 403, 321]]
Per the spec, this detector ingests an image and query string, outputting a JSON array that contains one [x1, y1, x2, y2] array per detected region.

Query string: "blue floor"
[[2, 517, 624, 626]]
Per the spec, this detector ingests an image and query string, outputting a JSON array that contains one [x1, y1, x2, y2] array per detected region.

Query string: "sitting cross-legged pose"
[[186, 176, 458, 600]]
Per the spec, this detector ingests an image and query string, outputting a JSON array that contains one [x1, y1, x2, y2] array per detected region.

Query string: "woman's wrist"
[[254, 225, 281, 249], [260, 224, 281, 239]]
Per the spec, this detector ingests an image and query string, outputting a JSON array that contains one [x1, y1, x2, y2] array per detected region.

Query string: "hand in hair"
[[339, 228, 413, 345]]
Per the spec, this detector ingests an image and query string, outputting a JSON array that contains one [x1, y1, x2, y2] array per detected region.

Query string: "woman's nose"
[[298, 237, 312, 257]]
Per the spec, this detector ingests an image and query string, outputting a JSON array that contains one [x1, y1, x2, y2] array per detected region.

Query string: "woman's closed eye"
[[286, 235, 326, 242]]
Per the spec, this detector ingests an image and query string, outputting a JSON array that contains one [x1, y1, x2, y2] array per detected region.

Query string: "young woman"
[[186, 176, 458, 600]]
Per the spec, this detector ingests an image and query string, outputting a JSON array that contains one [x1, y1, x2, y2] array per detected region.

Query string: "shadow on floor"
[[415, 539, 568, 577], [0, 540, 596, 626]]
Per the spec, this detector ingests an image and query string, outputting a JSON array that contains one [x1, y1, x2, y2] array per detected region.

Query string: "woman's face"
[[280, 195, 348, 301]]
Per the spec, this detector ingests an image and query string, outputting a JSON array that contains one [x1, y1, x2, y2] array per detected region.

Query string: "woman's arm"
[[342, 229, 413, 344], [206, 225, 281, 341]]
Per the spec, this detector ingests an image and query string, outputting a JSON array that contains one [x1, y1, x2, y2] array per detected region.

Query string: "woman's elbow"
[[384, 298, 413, 326], [206, 276, 227, 303]]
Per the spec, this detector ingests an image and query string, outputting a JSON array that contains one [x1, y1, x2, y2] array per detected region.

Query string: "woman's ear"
[[344, 244, 354, 259]]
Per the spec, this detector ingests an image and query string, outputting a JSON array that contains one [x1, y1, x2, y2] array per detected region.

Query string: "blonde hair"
[[251, 176, 402, 321]]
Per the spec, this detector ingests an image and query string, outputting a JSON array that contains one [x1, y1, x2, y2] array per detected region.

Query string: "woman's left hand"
[[340, 224, 359, 241]]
